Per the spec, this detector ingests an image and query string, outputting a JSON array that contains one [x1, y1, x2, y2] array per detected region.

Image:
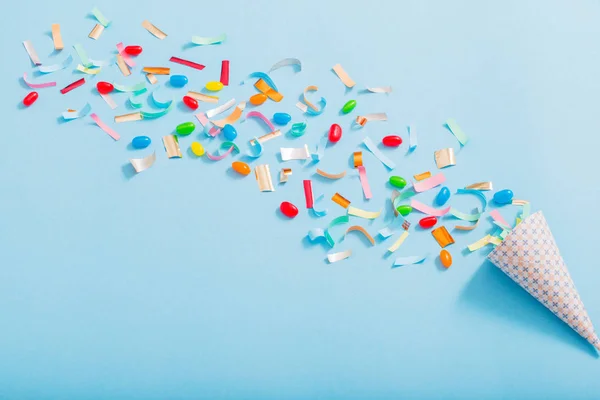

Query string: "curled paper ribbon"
[[312, 194, 328, 217], [62, 103, 91, 120], [410, 200, 450, 217], [114, 112, 142, 123], [346, 226, 375, 246], [290, 122, 307, 137], [114, 81, 146, 92], [357, 166, 372, 199], [191, 34, 226, 45], [206, 142, 239, 161], [73, 44, 93, 68], [362, 137, 396, 169], [162, 135, 182, 158], [281, 145, 310, 161], [254, 79, 283, 102], [365, 86, 392, 93], [141, 102, 175, 119], [246, 111, 276, 131], [116, 54, 131, 76], [332, 64, 355, 88], [388, 231, 410, 253], [316, 169, 346, 180], [456, 188, 488, 211], [332, 193, 351, 209], [142, 20, 167, 39], [300, 85, 326, 115], [327, 250, 352, 263], [206, 99, 235, 118], [355, 113, 387, 127], [408, 125, 417, 151], [170, 56, 205, 70], [76, 65, 101, 74], [311, 134, 329, 162], [269, 58, 301, 72], [347, 206, 381, 220], [280, 168, 292, 183], [413, 173, 445, 193], [212, 102, 246, 127], [490, 209, 510, 227], [241, 72, 278, 92], [23, 73, 56, 89], [434, 148, 456, 169], [414, 172, 431, 181], [22, 40, 41, 65], [116, 42, 135, 67], [130, 152, 156, 173], [255, 164, 274, 192], [467, 235, 492, 252], [90, 113, 120, 141], [91, 7, 111, 26], [38, 54, 73, 73], [249, 131, 281, 147], [186, 91, 218, 103], [465, 182, 493, 191], [392, 188, 417, 209], [150, 89, 173, 108], [392, 255, 428, 268], [308, 216, 349, 247], [445, 118, 469, 146], [450, 208, 481, 222]]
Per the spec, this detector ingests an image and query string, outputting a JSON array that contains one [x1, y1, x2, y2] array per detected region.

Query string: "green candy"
[[341, 100, 357, 114], [389, 176, 407, 189], [396, 205, 413, 217], [176, 121, 196, 136]]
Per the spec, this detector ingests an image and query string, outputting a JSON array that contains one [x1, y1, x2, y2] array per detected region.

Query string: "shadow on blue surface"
[[460, 261, 599, 358]]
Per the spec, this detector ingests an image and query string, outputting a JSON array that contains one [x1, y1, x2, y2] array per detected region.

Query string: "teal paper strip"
[[191, 34, 226, 45], [91, 7, 111, 27], [73, 44, 92, 68], [445, 118, 469, 145]]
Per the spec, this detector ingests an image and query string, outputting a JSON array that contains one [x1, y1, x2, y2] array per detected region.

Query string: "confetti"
[[327, 249, 352, 263], [206, 142, 239, 161], [23, 73, 56, 89], [303, 180, 314, 208], [355, 113, 387, 127], [315, 169, 346, 180], [241, 72, 279, 91], [392, 255, 428, 268], [445, 118, 469, 146], [467, 235, 492, 251], [434, 148, 456, 169], [115, 54, 130, 76], [298, 85, 326, 115], [281, 145, 310, 161], [332, 64, 355, 88], [211, 102, 246, 127], [365, 86, 392, 93], [116, 43, 135, 67], [73, 44, 93, 67], [362, 137, 396, 169], [186, 91, 218, 103], [206, 99, 235, 118], [22, 40, 41, 65], [38, 54, 73, 73], [431, 226, 454, 248], [169, 56, 205, 70], [114, 112, 142, 123], [90, 113, 120, 141], [255, 164, 274, 192], [347, 206, 381, 220], [113, 81, 146, 92], [387, 231, 410, 253], [76, 65, 101, 74], [130, 152, 156, 173], [279, 168, 292, 183], [51, 24, 64, 50], [308, 216, 349, 247], [269, 58, 301, 72], [142, 67, 170, 75], [410, 200, 451, 217], [413, 171, 431, 181], [357, 166, 372, 199], [413, 173, 445, 193], [88, 24, 104, 40], [62, 103, 91, 120], [254, 78, 283, 102], [60, 78, 85, 94], [332, 193, 351, 209], [220, 60, 230, 85], [449, 208, 481, 222], [91, 7, 111, 26], [312, 194, 328, 217], [146, 73, 158, 85], [162, 135, 182, 158], [142, 20, 167, 39], [465, 182, 493, 191], [353, 151, 363, 168], [408, 125, 417, 151], [346, 226, 375, 246], [191, 33, 226, 45], [490, 209, 510, 227]]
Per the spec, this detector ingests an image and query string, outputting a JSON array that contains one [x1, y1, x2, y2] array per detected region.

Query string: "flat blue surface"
[[2, 1, 600, 398]]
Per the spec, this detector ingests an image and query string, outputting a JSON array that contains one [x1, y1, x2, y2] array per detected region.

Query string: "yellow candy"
[[190, 142, 205, 157], [249, 93, 268, 105], [232, 161, 251, 176], [205, 81, 224, 92]]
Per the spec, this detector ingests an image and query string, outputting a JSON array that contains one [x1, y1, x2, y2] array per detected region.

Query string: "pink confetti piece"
[[490, 209, 510, 227], [90, 113, 120, 141], [246, 111, 275, 132], [195, 112, 209, 126], [413, 173, 445, 193], [100, 93, 117, 109], [208, 126, 221, 137], [205, 144, 234, 161], [116, 42, 135, 67], [357, 166, 372, 199], [410, 200, 451, 217], [22, 72, 56, 89]]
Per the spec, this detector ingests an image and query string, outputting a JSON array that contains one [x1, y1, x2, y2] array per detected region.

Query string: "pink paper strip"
[[413, 173, 445, 193], [490, 209, 510, 227], [195, 112, 209, 126], [116, 42, 135, 67], [208, 126, 221, 137], [246, 111, 275, 131], [23, 73, 56, 88], [410, 199, 451, 217], [357, 166, 372, 199], [90, 113, 120, 141], [100, 93, 117, 109], [206, 145, 234, 160]]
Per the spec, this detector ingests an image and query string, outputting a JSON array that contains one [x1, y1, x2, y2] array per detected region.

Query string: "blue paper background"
[[2, 0, 600, 398]]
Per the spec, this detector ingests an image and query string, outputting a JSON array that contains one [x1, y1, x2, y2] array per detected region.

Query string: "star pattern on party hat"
[[488, 211, 600, 351]]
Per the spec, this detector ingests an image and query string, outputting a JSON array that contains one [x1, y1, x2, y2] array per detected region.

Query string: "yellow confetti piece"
[[387, 231, 409, 253], [142, 20, 167, 39], [467, 235, 492, 251], [347, 206, 381, 220]]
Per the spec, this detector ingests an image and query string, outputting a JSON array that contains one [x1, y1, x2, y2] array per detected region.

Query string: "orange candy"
[[232, 161, 251, 176], [440, 249, 452, 268], [249, 93, 268, 105]]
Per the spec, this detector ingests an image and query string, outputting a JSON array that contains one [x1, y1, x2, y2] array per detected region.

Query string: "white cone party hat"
[[488, 211, 600, 350]]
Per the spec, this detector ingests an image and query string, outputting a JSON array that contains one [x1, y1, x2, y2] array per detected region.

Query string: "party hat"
[[488, 211, 600, 351]]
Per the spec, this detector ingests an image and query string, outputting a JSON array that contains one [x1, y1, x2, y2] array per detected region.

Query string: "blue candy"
[[222, 124, 238, 141], [493, 189, 514, 205], [169, 75, 188, 88], [132, 136, 151, 149], [273, 112, 291, 126], [435, 186, 451, 206]]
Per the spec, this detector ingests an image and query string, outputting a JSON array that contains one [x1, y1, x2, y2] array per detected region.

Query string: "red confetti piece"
[[303, 180, 314, 209], [220, 60, 230, 86], [169, 56, 205, 70], [60, 78, 86, 94]]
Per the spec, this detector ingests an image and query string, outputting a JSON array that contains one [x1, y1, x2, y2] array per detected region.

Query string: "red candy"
[[382, 135, 402, 147], [419, 216, 438, 229], [124, 45, 143, 56], [280, 201, 299, 218], [96, 81, 114, 94], [183, 95, 199, 110], [328, 123, 342, 143], [23, 91, 38, 107]]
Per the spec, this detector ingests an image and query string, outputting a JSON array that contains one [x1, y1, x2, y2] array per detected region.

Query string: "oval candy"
[[280, 201, 299, 218], [419, 216, 438, 229], [176, 122, 196, 136], [132, 136, 151, 149], [170, 75, 188, 88], [232, 161, 251, 176], [183, 95, 198, 110], [205, 81, 224, 92], [273, 113, 291, 126], [124, 45, 143, 56], [396, 205, 412, 217], [23, 91, 38, 107], [190, 142, 205, 156], [493, 189, 514, 205], [341, 99, 357, 114], [382, 135, 402, 147], [249, 93, 267, 105], [440, 250, 452, 268], [222, 124, 237, 141], [389, 176, 407, 189], [328, 123, 342, 143], [96, 81, 114, 94], [436, 186, 451, 206]]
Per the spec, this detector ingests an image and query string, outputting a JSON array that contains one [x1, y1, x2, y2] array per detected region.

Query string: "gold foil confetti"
[[142, 20, 167, 39], [355, 113, 387, 127], [162, 135, 182, 158], [114, 112, 142, 123], [346, 226, 375, 246], [353, 151, 363, 168], [116, 54, 131, 76], [186, 91, 219, 103], [88, 23, 105, 40], [142, 67, 170, 75], [279, 168, 292, 183], [255, 164, 274, 192], [465, 181, 493, 191], [146, 73, 158, 85], [51, 24, 64, 50], [327, 249, 352, 263], [432, 226, 455, 248], [414, 171, 431, 181], [332, 193, 351, 209], [249, 130, 281, 146], [332, 64, 356, 88], [316, 169, 346, 180], [302, 85, 322, 112], [130, 152, 156, 173], [434, 148, 456, 169]]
